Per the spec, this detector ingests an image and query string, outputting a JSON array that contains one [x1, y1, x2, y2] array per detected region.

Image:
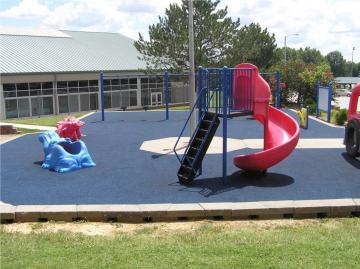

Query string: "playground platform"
[[1, 110, 359, 222]]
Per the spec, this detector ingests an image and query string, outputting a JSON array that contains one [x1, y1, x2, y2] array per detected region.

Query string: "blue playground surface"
[[1, 110, 359, 205]]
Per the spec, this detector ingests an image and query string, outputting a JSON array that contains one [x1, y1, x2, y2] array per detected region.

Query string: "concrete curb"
[[1, 199, 359, 223]]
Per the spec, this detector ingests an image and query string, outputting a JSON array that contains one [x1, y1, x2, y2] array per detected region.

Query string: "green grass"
[[3, 113, 88, 127], [1, 218, 360, 269], [16, 127, 43, 134]]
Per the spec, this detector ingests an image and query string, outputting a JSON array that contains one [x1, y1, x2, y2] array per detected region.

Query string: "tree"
[[134, 0, 240, 71], [270, 60, 333, 105], [326, 51, 346, 77], [227, 23, 277, 69], [298, 47, 324, 64]]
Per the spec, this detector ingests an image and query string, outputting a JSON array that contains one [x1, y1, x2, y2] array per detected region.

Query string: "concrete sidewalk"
[[0, 122, 56, 131]]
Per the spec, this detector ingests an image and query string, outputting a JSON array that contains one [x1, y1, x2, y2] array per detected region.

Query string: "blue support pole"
[[198, 67, 203, 121], [164, 71, 169, 120], [100, 72, 105, 121], [316, 80, 320, 118], [222, 67, 228, 182], [198, 67, 203, 176], [276, 71, 281, 109], [327, 81, 332, 123]]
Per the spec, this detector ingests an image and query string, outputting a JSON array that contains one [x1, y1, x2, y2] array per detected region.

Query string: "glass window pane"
[[130, 91, 137, 106], [79, 80, 89, 93], [68, 81, 78, 93], [42, 82, 53, 89], [3, 84, 16, 98], [29, 82, 41, 90], [57, 81, 67, 88], [58, 96, 69, 113], [111, 91, 120, 108], [80, 94, 90, 111], [69, 95, 79, 112], [120, 91, 129, 107], [42, 89, 53, 95], [5, 99, 18, 118], [129, 78, 137, 85], [89, 80, 98, 92], [17, 83, 29, 91], [104, 93, 111, 108], [42, 97, 53, 115], [90, 94, 98, 110], [31, 97, 42, 116], [18, 98, 30, 117]]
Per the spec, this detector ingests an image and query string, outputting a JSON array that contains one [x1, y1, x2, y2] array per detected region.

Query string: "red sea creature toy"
[[56, 117, 85, 141]]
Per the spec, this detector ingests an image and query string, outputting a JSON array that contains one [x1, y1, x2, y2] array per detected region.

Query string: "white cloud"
[[0, 0, 49, 18], [221, 0, 360, 62], [1, 0, 359, 62]]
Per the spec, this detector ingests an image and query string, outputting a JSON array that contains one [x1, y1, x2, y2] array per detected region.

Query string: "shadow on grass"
[[341, 152, 360, 169], [171, 171, 294, 197]]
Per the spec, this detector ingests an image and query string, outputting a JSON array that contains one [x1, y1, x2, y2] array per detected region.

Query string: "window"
[[89, 80, 98, 92], [31, 97, 42, 116], [57, 81, 67, 94], [18, 98, 30, 117], [69, 95, 79, 112], [29, 82, 41, 96], [3, 84, 16, 98], [79, 80, 89, 93], [111, 79, 120, 91], [68, 81, 78, 93], [17, 83, 30, 97], [42, 97, 53, 115], [42, 82, 53, 95], [130, 91, 137, 106], [80, 94, 90, 111], [5, 99, 18, 118], [104, 79, 111, 91], [58, 96, 69, 113]]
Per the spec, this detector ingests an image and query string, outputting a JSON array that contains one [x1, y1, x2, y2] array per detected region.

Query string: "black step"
[[177, 112, 220, 185]]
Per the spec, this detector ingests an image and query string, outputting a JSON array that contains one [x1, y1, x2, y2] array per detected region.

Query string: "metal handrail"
[[173, 85, 217, 169]]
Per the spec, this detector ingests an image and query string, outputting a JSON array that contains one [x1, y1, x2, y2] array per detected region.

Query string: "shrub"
[[335, 109, 348, 125], [305, 98, 316, 115]]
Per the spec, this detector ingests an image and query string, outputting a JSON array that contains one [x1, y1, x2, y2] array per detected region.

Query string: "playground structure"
[[174, 63, 299, 185], [344, 83, 360, 157], [38, 131, 96, 173]]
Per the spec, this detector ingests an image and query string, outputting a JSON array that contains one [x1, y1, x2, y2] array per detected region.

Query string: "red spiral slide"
[[232, 63, 300, 171]]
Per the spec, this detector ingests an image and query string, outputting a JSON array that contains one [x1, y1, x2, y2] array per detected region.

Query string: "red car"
[[345, 83, 360, 157]]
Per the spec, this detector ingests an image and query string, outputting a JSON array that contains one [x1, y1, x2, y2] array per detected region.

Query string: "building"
[[335, 77, 360, 89], [0, 27, 188, 120]]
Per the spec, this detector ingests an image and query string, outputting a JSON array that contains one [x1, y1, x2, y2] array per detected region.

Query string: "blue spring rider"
[[38, 131, 96, 173]]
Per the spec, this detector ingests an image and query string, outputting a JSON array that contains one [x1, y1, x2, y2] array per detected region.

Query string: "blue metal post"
[[198, 67, 203, 176], [164, 71, 169, 120], [276, 71, 281, 109], [316, 80, 320, 118], [198, 67, 203, 120], [100, 72, 105, 121], [327, 82, 332, 123], [222, 67, 228, 182]]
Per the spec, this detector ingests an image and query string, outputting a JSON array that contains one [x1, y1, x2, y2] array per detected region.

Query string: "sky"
[[0, 0, 359, 63]]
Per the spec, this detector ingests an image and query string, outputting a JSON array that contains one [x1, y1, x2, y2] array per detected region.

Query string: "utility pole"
[[188, 0, 196, 135], [284, 33, 299, 62], [351, 47, 355, 77]]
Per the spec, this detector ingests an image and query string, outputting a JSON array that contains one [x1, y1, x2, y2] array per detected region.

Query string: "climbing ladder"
[[173, 67, 255, 185]]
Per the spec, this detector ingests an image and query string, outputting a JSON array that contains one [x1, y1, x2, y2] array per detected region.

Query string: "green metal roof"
[[0, 29, 147, 74]]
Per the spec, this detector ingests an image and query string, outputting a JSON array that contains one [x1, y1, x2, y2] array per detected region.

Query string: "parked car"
[[344, 83, 360, 157]]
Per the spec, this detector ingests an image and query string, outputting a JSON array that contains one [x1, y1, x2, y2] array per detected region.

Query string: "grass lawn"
[[3, 113, 88, 127], [1, 218, 359, 269], [16, 127, 43, 134]]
